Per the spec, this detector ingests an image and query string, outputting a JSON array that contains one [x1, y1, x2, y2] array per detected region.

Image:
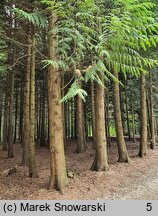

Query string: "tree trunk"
[[146, 96, 151, 142], [105, 90, 111, 147], [91, 72, 109, 171], [91, 81, 96, 148], [76, 80, 86, 153], [28, 34, 38, 177], [19, 80, 24, 143], [112, 71, 129, 163], [48, 12, 68, 192], [2, 75, 9, 151], [124, 80, 131, 141], [131, 94, 136, 143], [40, 76, 46, 146], [149, 71, 155, 149], [22, 32, 32, 165], [120, 89, 126, 135], [14, 85, 18, 143], [61, 74, 66, 146], [139, 73, 147, 157], [8, 70, 14, 158]]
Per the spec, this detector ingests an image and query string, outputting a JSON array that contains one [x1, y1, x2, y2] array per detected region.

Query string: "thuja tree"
[[94, 0, 158, 162], [0, 1, 7, 144], [13, 0, 48, 176]]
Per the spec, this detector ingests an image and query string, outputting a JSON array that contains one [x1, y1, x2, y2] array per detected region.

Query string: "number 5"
[[146, 203, 152, 211]]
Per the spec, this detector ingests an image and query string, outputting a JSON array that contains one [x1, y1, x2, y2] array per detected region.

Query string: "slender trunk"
[[124, 80, 131, 141], [113, 71, 129, 163], [38, 82, 42, 145], [48, 12, 68, 192], [14, 86, 18, 143], [72, 98, 75, 138], [84, 99, 88, 142], [76, 80, 86, 153], [40, 77, 46, 146], [22, 33, 32, 165], [149, 71, 155, 149], [64, 102, 68, 138], [71, 98, 75, 138], [19, 81, 23, 142], [146, 96, 151, 142], [28, 34, 38, 177], [120, 89, 126, 135], [91, 81, 96, 148], [106, 90, 111, 147], [91, 72, 109, 171], [67, 100, 70, 138], [139, 73, 147, 157], [2, 76, 9, 151], [61, 74, 66, 146], [131, 94, 136, 143], [8, 70, 14, 158]]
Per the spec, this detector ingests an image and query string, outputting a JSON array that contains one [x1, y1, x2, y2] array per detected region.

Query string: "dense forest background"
[[0, 0, 158, 195]]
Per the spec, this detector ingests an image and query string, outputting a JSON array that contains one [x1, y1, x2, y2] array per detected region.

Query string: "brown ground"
[[0, 140, 158, 200]]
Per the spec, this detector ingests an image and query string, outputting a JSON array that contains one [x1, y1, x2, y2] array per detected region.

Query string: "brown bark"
[[131, 94, 136, 143], [76, 80, 86, 153], [105, 90, 111, 147], [40, 76, 46, 146], [19, 81, 24, 142], [139, 73, 147, 157], [8, 70, 14, 158], [48, 12, 68, 192], [124, 80, 131, 140], [91, 81, 96, 148], [14, 86, 18, 143], [61, 74, 66, 146], [113, 71, 129, 163], [2, 76, 9, 151], [149, 71, 155, 149], [91, 72, 109, 171], [28, 34, 38, 177], [22, 34, 31, 166]]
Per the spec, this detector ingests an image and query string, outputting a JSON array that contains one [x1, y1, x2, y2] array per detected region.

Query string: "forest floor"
[[0, 139, 158, 200]]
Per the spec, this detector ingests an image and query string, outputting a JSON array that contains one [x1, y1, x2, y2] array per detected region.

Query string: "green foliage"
[[42, 59, 69, 71], [0, 16, 7, 75], [13, 8, 47, 29], [110, 125, 116, 137], [60, 81, 88, 103], [40, 0, 158, 102]]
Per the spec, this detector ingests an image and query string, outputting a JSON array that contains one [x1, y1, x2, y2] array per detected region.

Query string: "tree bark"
[[105, 89, 111, 147], [28, 34, 38, 177], [139, 73, 147, 157], [40, 76, 46, 146], [19, 80, 24, 143], [22, 33, 31, 166], [8, 70, 14, 158], [14, 85, 18, 143], [149, 71, 155, 149], [131, 94, 136, 143], [124, 80, 131, 141], [2, 76, 9, 151], [76, 80, 86, 153], [112, 71, 129, 163], [91, 72, 109, 171], [91, 81, 96, 148], [48, 12, 68, 192]]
